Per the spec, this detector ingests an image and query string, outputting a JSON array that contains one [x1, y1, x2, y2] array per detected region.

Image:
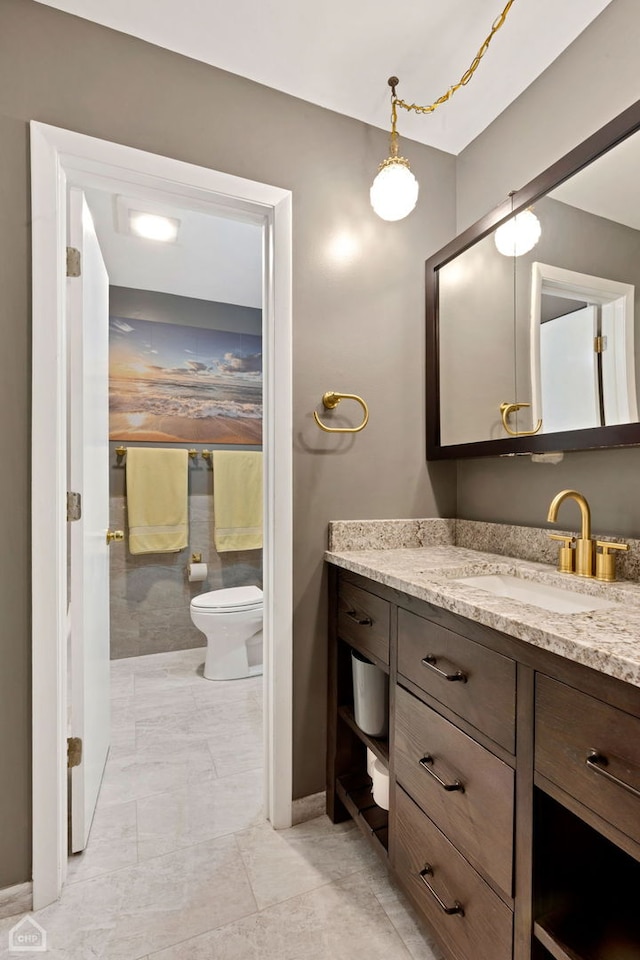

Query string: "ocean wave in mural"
[[109, 316, 262, 443]]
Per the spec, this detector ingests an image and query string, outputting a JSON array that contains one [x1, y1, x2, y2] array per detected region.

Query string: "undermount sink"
[[452, 574, 616, 614]]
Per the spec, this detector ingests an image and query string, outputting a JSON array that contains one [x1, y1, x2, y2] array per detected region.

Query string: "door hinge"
[[66, 246, 81, 278], [67, 737, 83, 769], [594, 335, 607, 354], [67, 491, 82, 522]]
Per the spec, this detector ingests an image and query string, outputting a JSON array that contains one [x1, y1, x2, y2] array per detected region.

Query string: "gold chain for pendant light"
[[390, 0, 517, 124]]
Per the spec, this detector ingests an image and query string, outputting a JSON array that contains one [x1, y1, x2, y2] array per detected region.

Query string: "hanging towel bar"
[[115, 445, 199, 464]]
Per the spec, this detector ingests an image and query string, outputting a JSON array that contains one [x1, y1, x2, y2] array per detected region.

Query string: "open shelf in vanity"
[[534, 912, 640, 960], [327, 576, 391, 861], [337, 705, 389, 764], [335, 770, 389, 855], [531, 789, 640, 960], [332, 685, 390, 859]]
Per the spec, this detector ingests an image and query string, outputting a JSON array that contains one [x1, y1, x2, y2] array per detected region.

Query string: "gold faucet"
[[547, 489, 594, 578], [547, 489, 629, 581]]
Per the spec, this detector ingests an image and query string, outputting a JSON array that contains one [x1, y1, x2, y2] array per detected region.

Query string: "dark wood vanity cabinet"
[[327, 566, 640, 960]]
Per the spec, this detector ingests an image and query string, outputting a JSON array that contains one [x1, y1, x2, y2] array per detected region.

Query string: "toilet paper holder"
[[187, 554, 208, 583]]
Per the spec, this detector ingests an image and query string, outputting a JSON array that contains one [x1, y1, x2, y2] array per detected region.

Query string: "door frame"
[[30, 121, 293, 909], [530, 261, 637, 426]]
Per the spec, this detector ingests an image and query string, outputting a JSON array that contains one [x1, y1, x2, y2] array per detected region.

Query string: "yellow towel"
[[126, 448, 189, 554], [212, 451, 263, 552]]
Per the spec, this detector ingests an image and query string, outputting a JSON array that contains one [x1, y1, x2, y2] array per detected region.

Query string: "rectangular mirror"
[[426, 98, 640, 459]]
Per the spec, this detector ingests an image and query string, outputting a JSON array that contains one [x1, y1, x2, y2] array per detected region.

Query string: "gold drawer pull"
[[421, 655, 467, 683], [585, 750, 640, 799], [418, 755, 464, 793], [418, 865, 465, 916], [345, 609, 373, 627]]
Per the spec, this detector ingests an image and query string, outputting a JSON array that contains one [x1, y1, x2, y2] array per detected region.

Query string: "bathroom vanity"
[[326, 523, 640, 960]]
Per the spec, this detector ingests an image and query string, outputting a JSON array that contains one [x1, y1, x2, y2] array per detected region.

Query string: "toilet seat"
[[191, 585, 263, 615]]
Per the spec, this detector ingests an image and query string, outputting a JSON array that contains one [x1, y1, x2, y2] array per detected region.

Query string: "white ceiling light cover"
[[129, 211, 180, 242]]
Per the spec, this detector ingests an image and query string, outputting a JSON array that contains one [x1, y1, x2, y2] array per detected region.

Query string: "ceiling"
[[84, 188, 263, 307], [36, 0, 613, 155]]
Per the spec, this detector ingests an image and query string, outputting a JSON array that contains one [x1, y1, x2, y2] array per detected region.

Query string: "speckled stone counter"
[[326, 520, 640, 688]]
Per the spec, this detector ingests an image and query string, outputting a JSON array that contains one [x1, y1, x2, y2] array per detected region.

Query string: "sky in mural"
[[109, 316, 262, 443]]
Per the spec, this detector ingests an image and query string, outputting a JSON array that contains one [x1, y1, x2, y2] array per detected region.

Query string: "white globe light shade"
[[494, 210, 541, 257], [370, 160, 419, 221]]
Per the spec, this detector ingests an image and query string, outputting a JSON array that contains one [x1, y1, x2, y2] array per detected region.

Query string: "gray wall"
[[455, 0, 640, 535], [109, 286, 262, 335], [0, 0, 456, 886], [109, 493, 262, 659]]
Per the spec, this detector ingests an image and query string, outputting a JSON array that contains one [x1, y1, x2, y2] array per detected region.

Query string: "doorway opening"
[[529, 261, 637, 433], [31, 123, 293, 909]]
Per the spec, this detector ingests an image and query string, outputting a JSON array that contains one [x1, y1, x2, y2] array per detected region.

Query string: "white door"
[[601, 298, 639, 426], [67, 188, 111, 853], [540, 305, 600, 433]]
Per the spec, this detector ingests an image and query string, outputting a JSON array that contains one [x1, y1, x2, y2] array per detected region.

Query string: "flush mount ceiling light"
[[371, 0, 517, 222], [129, 210, 180, 242], [494, 208, 542, 256]]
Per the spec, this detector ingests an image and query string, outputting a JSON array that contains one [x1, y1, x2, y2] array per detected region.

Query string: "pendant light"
[[494, 209, 542, 256], [371, 0, 517, 222], [370, 79, 419, 221]]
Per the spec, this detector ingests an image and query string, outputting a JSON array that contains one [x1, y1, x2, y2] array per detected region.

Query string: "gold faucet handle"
[[595, 540, 629, 583], [548, 533, 576, 574]]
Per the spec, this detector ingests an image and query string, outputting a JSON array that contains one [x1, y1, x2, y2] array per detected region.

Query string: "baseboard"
[[291, 790, 326, 825], [0, 882, 33, 921]]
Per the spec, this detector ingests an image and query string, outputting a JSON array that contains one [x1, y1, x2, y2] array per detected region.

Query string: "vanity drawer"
[[536, 675, 640, 844], [337, 580, 390, 666], [397, 608, 516, 752], [395, 787, 513, 960], [395, 684, 514, 897]]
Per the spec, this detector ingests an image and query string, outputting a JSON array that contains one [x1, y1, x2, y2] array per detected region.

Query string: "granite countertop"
[[325, 541, 640, 689]]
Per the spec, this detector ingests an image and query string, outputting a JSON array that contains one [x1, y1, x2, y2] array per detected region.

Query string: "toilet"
[[190, 585, 263, 680]]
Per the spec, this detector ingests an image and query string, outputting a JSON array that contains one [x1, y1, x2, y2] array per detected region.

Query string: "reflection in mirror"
[[429, 102, 640, 458], [513, 123, 640, 437], [438, 230, 515, 446], [529, 263, 636, 434]]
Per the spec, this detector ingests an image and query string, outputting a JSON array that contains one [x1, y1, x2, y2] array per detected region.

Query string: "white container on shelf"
[[372, 759, 390, 811], [366, 747, 376, 779], [351, 649, 388, 737]]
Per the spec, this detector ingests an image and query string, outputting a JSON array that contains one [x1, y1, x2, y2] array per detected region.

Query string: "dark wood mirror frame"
[[426, 97, 640, 461]]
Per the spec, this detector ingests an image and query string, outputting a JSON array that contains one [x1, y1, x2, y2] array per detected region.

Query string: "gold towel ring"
[[499, 401, 542, 437], [314, 392, 369, 433]]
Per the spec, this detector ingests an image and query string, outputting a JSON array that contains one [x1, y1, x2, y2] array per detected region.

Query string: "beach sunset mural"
[[109, 316, 262, 443]]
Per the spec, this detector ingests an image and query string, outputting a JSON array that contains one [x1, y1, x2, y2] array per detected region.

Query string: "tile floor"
[[0, 648, 441, 960]]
